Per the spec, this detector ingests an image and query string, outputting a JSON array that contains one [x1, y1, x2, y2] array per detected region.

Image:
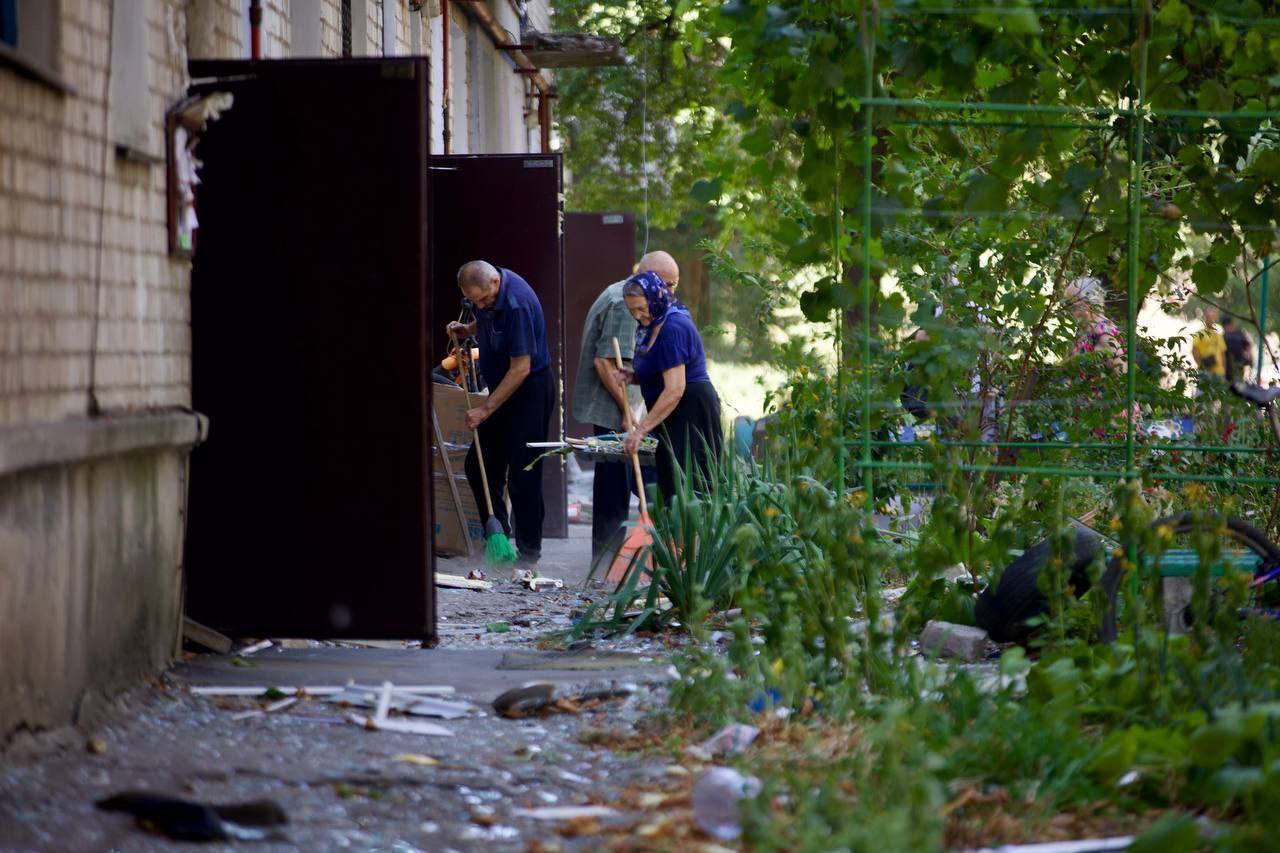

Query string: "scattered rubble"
[[492, 682, 636, 719], [237, 639, 273, 656], [920, 620, 990, 662], [686, 724, 760, 760]]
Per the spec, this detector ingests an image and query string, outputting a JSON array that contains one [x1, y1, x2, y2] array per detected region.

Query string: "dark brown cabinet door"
[[563, 212, 636, 441], [428, 155, 567, 538], [185, 59, 435, 641]]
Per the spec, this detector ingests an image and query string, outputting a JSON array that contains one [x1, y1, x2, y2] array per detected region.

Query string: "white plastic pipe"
[[382, 0, 396, 55]]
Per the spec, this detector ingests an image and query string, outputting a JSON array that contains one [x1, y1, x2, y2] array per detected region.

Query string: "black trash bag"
[[96, 791, 287, 842], [975, 527, 1104, 644]]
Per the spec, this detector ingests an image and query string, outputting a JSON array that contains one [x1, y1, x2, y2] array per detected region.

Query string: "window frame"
[[0, 0, 74, 94]]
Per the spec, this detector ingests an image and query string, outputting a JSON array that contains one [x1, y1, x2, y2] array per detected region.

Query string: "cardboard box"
[[432, 383, 487, 449], [431, 383, 489, 555], [434, 444, 469, 475], [433, 472, 484, 556]]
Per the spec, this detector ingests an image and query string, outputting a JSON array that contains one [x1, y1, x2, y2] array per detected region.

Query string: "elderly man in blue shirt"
[[447, 260, 553, 567]]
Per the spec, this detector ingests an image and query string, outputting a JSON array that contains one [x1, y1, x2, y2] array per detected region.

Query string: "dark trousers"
[[655, 381, 723, 502], [591, 424, 634, 560], [465, 368, 553, 560]]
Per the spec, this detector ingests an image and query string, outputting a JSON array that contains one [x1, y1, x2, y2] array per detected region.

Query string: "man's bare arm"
[[594, 356, 632, 425]]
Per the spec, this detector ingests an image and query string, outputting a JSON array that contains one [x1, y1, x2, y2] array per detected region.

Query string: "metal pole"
[[859, 459, 1280, 487], [834, 133, 846, 493], [442, 0, 452, 154], [860, 1, 874, 502], [865, 438, 1270, 455], [249, 0, 263, 59], [1124, 0, 1151, 482], [1259, 257, 1270, 382], [857, 96, 1280, 123]]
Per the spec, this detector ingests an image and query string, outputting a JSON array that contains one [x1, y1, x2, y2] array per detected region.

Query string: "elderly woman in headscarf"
[[616, 272, 723, 500]]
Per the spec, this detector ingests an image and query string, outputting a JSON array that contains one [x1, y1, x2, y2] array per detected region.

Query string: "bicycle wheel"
[[1098, 513, 1280, 644]]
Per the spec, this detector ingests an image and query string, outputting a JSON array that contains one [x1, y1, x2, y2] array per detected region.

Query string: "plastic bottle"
[[692, 766, 761, 841]]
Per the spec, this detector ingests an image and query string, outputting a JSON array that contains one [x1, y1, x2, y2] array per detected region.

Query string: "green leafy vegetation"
[[558, 0, 1280, 847]]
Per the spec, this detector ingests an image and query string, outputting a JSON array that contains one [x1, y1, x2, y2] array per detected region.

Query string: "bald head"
[[457, 260, 501, 309], [636, 251, 679, 291], [458, 260, 499, 289]]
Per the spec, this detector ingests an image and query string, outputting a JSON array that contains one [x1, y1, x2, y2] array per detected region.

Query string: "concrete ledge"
[[0, 411, 208, 479]]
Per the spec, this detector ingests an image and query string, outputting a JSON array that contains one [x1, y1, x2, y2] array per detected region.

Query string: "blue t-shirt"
[[474, 268, 550, 390], [632, 312, 711, 408]]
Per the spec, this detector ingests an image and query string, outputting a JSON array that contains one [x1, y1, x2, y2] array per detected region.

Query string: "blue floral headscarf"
[[628, 271, 689, 356]]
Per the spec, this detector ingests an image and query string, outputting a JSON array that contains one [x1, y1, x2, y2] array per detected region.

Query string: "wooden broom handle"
[[612, 337, 647, 519], [451, 332, 496, 518]]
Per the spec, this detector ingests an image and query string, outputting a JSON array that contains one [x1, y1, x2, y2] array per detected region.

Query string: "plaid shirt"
[[572, 280, 642, 431]]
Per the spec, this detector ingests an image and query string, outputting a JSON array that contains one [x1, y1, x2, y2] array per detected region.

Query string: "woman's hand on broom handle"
[[613, 337, 648, 518]]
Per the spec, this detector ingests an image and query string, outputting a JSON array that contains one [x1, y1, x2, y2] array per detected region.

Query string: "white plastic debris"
[[512, 805, 617, 821], [326, 683, 473, 718], [525, 576, 564, 592], [345, 713, 453, 737], [190, 686, 344, 697], [692, 766, 761, 841], [976, 839, 1134, 853], [237, 640, 273, 656], [686, 724, 760, 760]]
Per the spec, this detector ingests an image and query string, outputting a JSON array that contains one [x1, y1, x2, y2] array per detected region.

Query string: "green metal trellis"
[[840, 0, 1280, 504]]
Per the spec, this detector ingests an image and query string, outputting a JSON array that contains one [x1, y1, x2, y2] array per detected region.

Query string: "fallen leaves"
[[942, 791, 1169, 850]]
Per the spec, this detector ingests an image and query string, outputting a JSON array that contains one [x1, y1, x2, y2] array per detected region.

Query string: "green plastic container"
[[1150, 549, 1261, 579]]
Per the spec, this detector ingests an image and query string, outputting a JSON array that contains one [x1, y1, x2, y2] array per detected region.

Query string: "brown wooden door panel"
[[428, 155, 567, 538], [185, 59, 435, 641], [563, 212, 637, 442]]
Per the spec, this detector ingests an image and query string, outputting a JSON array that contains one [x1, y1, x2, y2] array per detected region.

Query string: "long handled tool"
[[606, 336, 653, 586], [451, 332, 516, 567]]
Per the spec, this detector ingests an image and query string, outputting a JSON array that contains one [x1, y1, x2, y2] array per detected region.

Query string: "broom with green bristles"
[[452, 332, 517, 567]]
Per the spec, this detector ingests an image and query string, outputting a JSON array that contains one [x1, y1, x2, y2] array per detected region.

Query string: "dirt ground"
[[0, 470, 700, 852], [0, 675, 682, 851]]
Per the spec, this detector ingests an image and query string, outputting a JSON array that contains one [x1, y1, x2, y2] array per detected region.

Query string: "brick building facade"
[[1, 0, 554, 743]]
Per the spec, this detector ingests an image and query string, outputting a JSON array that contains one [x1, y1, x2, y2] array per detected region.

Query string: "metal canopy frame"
[[840, 1, 1280, 501]]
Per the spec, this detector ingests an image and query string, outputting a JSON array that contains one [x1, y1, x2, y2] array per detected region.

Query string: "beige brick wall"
[[396, 0, 413, 54], [366, 0, 382, 56], [320, 0, 342, 55], [1, 0, 537, 427], [262, 0, 291, 59], [187, 0, 248, 59], [0, 0, 193, 428]]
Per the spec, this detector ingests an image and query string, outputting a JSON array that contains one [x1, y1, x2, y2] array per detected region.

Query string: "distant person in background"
[[572, 251, 680, 563], [1192, 312, 1228, 380], [1064, 276, 1139, 431], [1222, 312, 1253, 382], [618, 272, 723, 501]]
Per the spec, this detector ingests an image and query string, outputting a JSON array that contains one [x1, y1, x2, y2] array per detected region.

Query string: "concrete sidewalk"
[[175, 646, 670, 704]]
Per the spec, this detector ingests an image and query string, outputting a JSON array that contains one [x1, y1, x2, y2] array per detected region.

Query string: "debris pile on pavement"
[[685, 723, 760, 760], [492, 681, 637, 719]]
